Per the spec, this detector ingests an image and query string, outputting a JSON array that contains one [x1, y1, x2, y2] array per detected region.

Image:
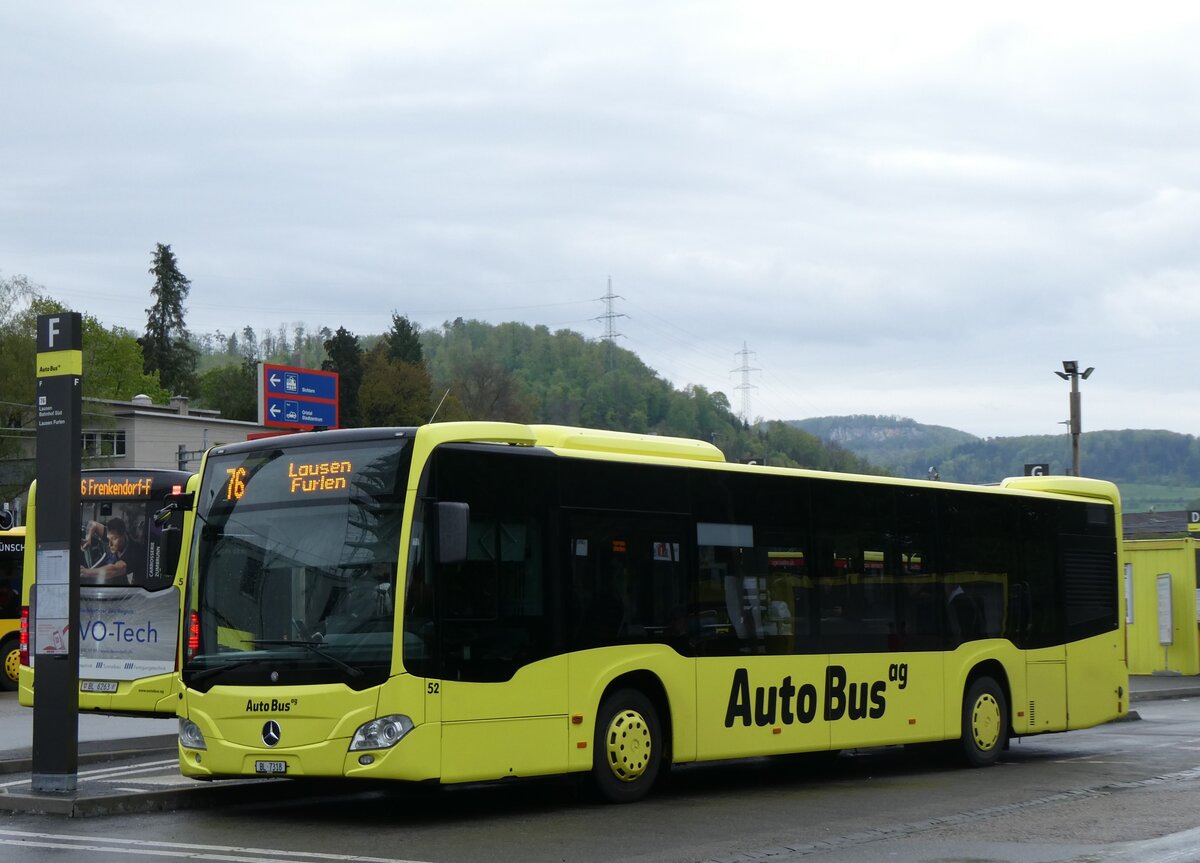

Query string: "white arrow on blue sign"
[[263, 365, 337, 401], [265, 396, 336, 428]]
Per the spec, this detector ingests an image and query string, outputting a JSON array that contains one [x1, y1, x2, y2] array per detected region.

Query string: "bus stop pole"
[[31, 313, 82, 793]]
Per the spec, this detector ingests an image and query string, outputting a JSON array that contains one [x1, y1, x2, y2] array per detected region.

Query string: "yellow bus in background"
[[20, 468, 195, 715], [177, 423, 1127, 802], [1, 524, 25, 691]]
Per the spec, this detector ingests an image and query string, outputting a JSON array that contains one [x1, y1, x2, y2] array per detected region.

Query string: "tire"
[[592, 688, 663, 804], [959, 676, 1007, 767], [1, 636, 19, 692]]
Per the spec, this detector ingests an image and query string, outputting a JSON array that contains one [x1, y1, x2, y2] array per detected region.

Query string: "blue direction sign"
[[259, 363, 339, 429], [265, 397, 338, 428], [263, 363, 338, 401]]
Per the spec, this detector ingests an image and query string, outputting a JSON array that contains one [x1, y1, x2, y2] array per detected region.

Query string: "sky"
[[2, 2, 1199, 439]]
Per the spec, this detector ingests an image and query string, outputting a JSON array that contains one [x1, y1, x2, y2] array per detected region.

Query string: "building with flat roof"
[[0, 394, 268, 520]]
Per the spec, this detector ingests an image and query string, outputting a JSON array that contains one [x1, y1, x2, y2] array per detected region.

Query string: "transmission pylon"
[[731, 342, 760, 424], [594, 276, 627, 369]]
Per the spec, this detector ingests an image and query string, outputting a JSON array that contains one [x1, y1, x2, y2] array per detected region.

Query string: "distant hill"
[[791, 415, 1200, 513], [792, 416, 978, 469]]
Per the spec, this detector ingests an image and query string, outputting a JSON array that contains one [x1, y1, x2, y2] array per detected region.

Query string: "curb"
[[0, 735, 178, 776]]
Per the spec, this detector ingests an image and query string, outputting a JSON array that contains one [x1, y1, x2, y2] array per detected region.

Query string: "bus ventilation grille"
[[1028, 701, 1036, 725]]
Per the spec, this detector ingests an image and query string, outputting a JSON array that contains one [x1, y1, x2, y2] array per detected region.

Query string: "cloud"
[[3, 3, 1200, 438]]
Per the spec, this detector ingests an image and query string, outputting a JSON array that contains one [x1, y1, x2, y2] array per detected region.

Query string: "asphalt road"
[[2, 695, 1200, 863]]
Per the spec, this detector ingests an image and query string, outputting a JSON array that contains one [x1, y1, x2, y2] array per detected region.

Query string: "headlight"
[[349, 714, 414, 751], [179, 718, 207, 750]]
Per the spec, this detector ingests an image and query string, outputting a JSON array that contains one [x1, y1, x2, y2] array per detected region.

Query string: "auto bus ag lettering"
[[246, 697, 297, 713], [724, 663, 909, 727]]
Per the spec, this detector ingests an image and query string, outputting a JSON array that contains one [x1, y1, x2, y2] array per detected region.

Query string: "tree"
[[0, 290, 171, 500], [448, 355, 535, 422], [384, 313, 423, 364], [322, 326, 364, 428], [21, 297, 170, 403], [140, 243, 198, 396], [0, 275, 40, 488], [196, 358, 258, 421], [358, 344, 433, 427]]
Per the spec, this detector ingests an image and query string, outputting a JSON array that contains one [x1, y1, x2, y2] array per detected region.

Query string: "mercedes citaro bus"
[[176, 423, 1127, 802], [20, 468, 195, 715]]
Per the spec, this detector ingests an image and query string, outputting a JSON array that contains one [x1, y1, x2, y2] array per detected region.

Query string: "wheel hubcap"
[[4, 648, 18, 685], [971, 693, 1001, 751], [604, 707, 652, 783]]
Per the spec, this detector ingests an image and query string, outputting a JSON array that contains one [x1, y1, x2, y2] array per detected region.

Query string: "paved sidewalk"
[[1129, 672, 1200, 702]]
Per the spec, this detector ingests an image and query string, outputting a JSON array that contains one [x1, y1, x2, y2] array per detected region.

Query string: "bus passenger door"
[[436, 516, 569, 784], [563, 510, 697, 762]]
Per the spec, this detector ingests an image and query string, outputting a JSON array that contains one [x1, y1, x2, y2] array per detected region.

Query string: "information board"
[[258, 362, 339, 430]]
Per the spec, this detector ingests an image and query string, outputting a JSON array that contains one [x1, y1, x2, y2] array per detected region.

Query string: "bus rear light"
[[186, 611, 200, 661], [19, 606, 28, 666]]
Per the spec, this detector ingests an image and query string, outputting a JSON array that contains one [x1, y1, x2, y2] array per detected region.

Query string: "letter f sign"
[[47, 317, 61, 348]]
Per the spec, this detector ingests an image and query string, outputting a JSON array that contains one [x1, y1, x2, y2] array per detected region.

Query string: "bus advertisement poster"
[[76, 587, 179, 679]]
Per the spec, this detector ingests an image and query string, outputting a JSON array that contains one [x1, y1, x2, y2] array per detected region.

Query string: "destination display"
[[205, 442, 408, 513]]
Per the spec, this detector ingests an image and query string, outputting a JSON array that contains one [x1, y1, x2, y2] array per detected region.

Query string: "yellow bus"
[[176, 423, 1127, 802], [1, 524, 25, 691], [20, 468, 195, 715]]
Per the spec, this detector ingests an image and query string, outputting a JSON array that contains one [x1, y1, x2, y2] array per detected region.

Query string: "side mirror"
[[153, 491, 194, 527], [435, 502, 469, 564]]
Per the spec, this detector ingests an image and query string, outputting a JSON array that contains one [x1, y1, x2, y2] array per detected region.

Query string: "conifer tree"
[[322, 326, 364, 428], [140, 243, 198, 396], [384, 313, 423, 364]]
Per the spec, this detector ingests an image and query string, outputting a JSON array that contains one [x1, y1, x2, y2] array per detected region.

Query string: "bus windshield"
[[185, 437, 412, 691]]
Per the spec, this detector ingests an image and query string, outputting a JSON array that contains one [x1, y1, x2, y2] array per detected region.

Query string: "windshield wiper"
[[186, 656, 275, 685], [249, 639, 364, 678]]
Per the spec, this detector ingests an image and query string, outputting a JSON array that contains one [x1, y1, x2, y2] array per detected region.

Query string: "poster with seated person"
[[80, 516, 147, 587]]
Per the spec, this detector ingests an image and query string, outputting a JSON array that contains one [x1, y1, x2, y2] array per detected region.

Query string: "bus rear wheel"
[[959, 676, 1007, 767], [1, 636, 19, 692], [592, 688, 662, 804]]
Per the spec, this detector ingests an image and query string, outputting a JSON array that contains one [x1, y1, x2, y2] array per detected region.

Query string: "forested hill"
[[187, 317, 880, 475], [415, 319, 879, 473], [792, 415, 1200, 512]]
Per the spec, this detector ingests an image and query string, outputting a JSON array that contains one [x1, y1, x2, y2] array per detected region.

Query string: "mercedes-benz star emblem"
[[262, 720, 282, 747]]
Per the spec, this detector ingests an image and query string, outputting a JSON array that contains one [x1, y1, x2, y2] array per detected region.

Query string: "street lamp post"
[[1054, 360, 1094, 476]]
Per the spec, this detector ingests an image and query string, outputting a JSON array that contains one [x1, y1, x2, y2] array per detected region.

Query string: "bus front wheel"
[[592, 688, 662, 803], [1, 636, 19, 692], [959, 676, 1007, 767]]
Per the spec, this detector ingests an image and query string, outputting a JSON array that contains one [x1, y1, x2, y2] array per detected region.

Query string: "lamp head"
[[1061, 360, 1078, 375]]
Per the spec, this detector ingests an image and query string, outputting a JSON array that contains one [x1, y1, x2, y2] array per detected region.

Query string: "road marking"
[[0, 759, 181, 790], [0, 829, 433, 863], [77, 759, 181, 778]]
